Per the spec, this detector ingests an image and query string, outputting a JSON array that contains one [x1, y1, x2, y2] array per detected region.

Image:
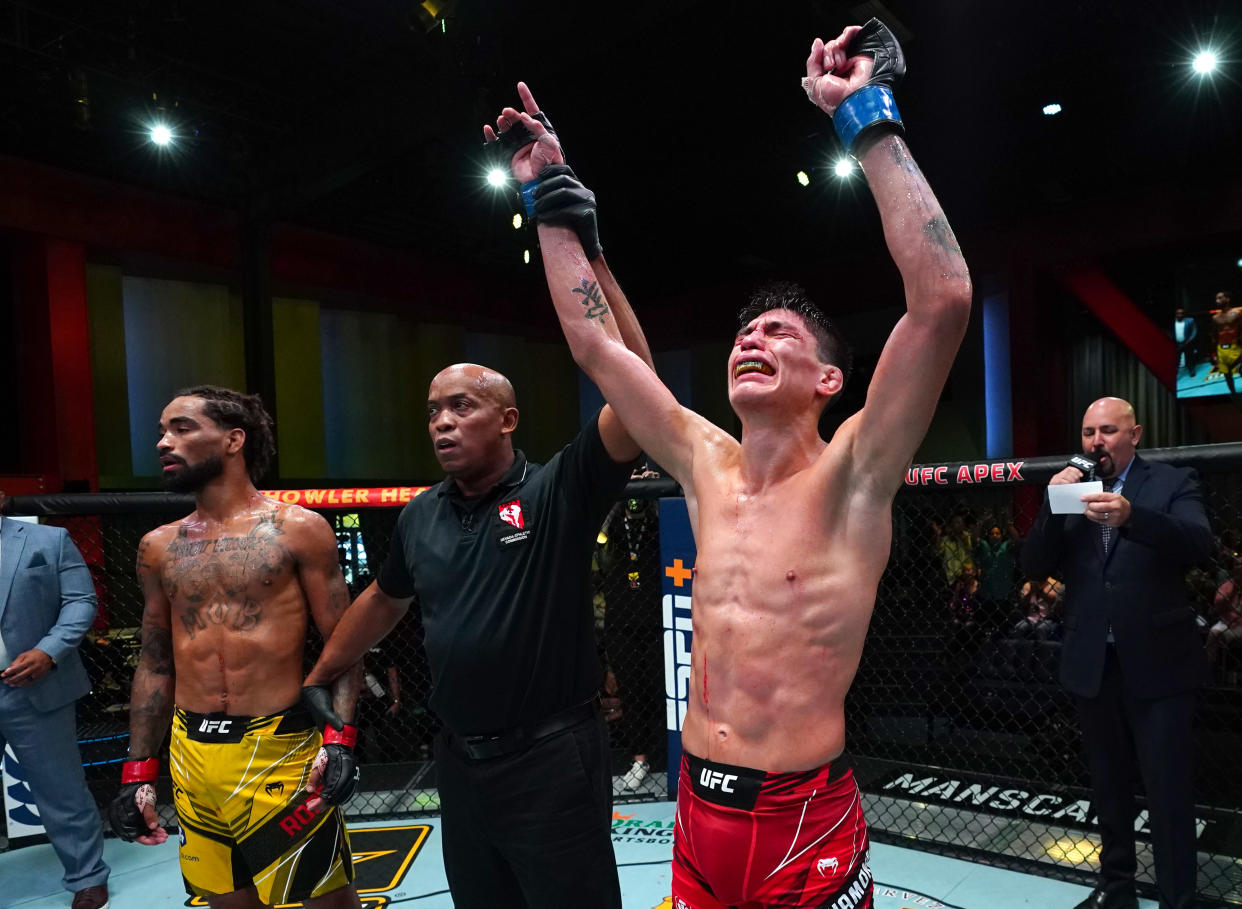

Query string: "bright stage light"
[[487, 168, 507, 187], [1042, 102, 1062, 116], [1193, 50, 1218, 74], [512, 213, 523, 229], [796, 170, 810, 187], [523, 249, 530, 264], [150, 124, 172, 146], [834, 159, 854, 178]]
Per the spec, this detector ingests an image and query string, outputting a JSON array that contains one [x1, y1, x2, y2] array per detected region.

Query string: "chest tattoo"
[[162, 515, 290, 639]]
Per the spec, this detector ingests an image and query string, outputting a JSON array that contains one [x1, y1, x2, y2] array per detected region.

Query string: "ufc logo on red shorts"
[[699, 769, 738, 793]]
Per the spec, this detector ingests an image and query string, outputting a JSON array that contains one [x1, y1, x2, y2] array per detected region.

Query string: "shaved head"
[[1085, 396, 1136, 429], [432, 364, 517, 410]]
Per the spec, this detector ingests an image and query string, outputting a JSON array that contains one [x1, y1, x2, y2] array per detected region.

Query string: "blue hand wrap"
[[833, 84, 903, 154], [520, 178, 542, 218]]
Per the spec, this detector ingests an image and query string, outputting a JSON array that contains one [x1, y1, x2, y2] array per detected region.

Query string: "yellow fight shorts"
[[171, 705, 354, 903], [1218, 344, 1240, 374]]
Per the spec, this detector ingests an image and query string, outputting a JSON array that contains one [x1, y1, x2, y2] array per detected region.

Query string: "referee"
[[304, 263, 651, 907]]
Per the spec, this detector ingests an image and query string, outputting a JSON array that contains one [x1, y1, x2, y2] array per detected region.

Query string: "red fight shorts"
[[672, 751, 872, 909]]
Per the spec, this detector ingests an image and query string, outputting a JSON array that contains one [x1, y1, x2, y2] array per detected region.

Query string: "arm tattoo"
[[923, 215, 962, 255], [570, 278, 610, 323], [328, 580, 350, 617], [142, 625, 175, 676], [136, 538, 153, 574]]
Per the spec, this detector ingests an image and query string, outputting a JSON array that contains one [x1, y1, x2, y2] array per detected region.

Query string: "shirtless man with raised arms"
[[108, 386, 363, 909], [487, 20, 970, 908]]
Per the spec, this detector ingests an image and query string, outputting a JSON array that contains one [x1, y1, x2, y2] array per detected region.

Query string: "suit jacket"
[[1175, 316, 1198, 345], [0, 516, 97, 712], [1020, 455, 1213, 699]]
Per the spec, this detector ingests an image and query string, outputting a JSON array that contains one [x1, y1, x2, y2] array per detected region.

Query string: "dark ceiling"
[[1, 0, 1240, 300]]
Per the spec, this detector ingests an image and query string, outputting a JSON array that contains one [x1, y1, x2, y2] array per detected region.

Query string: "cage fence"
[[5, 445, 1242, 903]]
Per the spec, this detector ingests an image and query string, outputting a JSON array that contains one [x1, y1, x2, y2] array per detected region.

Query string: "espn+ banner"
[[658, 498, 695, 797]]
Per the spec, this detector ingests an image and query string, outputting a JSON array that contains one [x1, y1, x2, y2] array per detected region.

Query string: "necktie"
[[1100, 477, 1116, 553]]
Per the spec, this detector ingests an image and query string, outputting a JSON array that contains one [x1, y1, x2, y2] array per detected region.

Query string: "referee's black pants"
[[433, 709, 622, 908], [1074, 645, 1199, 909]]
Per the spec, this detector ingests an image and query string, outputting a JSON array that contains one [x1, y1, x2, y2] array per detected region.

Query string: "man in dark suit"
[[0, 491, 110, 909], [1022, 398, 1212, 909]]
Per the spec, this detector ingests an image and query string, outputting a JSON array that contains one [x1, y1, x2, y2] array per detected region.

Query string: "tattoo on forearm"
[[130, 684, 170, 756], [142, 625, 174, 676], [332, 664, 364, 724], [570, 278, 610, 323], [923, 215, 962, 255]]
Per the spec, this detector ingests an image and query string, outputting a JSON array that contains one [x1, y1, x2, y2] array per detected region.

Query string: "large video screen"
[[1176, 283, 1240, 401]]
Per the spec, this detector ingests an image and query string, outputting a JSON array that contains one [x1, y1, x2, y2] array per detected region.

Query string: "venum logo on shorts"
[[265, 781, 285, 796], [816, 856, 839, 877]]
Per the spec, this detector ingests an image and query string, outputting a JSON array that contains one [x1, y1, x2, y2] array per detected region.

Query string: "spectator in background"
[[1173, 307, 1199, 378], [934, 510, 975, 587], [1206, 554, 1242, 682], [1013, 576, 1063, 641], [595, 483, 664, 792], [975, 520, 1020, 636], [0, 490, 110, 909], [1215, 528, 1241, 584]]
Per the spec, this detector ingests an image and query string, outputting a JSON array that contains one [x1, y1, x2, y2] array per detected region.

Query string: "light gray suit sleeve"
[[33, 528, 98, 665]]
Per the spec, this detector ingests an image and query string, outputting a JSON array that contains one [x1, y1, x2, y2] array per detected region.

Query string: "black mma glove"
[[833, 18, 907, 154], [482, 105, 575, 232], [302, 683, 345, 731], [302, 685, 360, 805], [109, 758, 160, 842], [494, 110, 560, 161], [533, 164, 603, 260]]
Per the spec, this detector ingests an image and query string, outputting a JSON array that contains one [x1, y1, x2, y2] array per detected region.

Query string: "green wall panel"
[[85, 264, 132, 486], [272, 296, 326, 479], [123, 276, 245, 477]]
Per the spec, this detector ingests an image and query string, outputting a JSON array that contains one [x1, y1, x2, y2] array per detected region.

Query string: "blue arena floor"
[[2, 799, 1160, 909]]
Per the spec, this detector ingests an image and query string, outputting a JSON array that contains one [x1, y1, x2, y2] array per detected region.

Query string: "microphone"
[[1066, 450, 1102, 481]]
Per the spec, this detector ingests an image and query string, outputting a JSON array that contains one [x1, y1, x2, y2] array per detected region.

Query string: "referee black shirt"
[[377, 412, 632, 736]]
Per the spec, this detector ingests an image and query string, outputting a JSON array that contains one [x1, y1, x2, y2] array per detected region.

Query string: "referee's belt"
[[446, 696, 600, 761]]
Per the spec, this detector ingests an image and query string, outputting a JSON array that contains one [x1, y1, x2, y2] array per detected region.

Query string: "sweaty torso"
[[681, 426, 892, 772], [147, 501, 313, 715], [1218, 309, 1241, 345]]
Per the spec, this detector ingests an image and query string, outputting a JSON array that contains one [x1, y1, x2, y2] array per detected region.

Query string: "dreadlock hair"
[[175, 385, 276, 484], [737, 280, 854, 400]]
